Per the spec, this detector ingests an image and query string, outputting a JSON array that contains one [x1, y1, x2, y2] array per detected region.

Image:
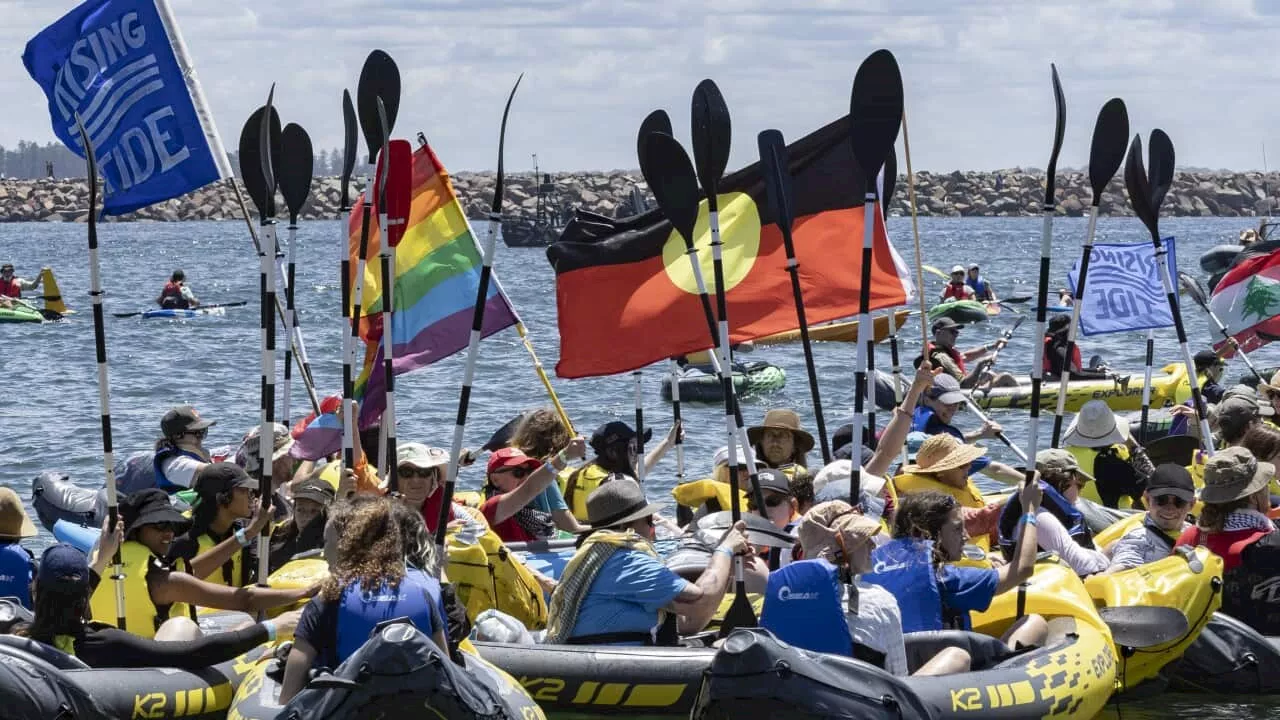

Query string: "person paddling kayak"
[[0, 263, 44, 299], [965, 264, 997, 302], [155, 269, 199, 310], [940, 266, 976, 302]]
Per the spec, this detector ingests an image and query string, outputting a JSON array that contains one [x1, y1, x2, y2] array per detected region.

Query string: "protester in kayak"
[[1104, 464, 1195, 572], [24, 539, 300, 668], [915, 318, 1003, 389], [1194, 350, 1228, 404], [670, 444, 768, 525], [1062, 400, 1154, 509], [392, 443, 454, 533], [764, 500, 972, 676], [1176, 448, 1280, 634], [511, 408, 588, 533], [1057, 288, 1074, 307], [236, 422, 298, 508], [269, 477, 334, 571], [1244, 424, 1280, 467], [0, 263, 43, 299], [152, 405, 214, 492], [88, 489, 315, 640], [1262, 371, 1280, 428], [893, 434, 1002, 549], [0, 487, 37, 608], [940, 265, 976, 302], [545, 480, 750, 645], [559, 420, 679, 523], [912, 373, 1023, 485], [1043, 315, 1109, 380], [481, 438, 588, 544], [965, 264, 997, 302], [865, 485, 1048, 650], [155, 269, 199, 309], [997, 450, 1108, 577], [749, 409, 814, 480], [281, 495, 451, 702], [168, 463, 274, 589]]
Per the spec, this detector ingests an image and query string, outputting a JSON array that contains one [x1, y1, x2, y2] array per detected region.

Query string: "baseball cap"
[[927, 374, 967, 405], [1146, 463, 1196, 504], [397, 443, 450, 470], [292, 477, 336, 506], [931, 317, 960, 334], [487, 447, 542, 474], [161, 405, 215, 438], [1194, 350, 1224, 371], [194, 462, 258, 497], [237, 423, 295, 474], [754, 468, 792, 496], [590, 421, 652, 453], [712, 445, 766, 469], [1217, 396, 1260, 427], [968, 263, 980, 271], [950, 265, 965, 274], [37, 544, 91, 593], [1035, 448, 1095, 483]]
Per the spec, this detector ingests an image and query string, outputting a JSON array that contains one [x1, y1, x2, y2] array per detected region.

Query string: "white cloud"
[[3, 0, 1280, 171]]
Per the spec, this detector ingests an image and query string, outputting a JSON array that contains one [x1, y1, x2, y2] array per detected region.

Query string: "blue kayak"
[[53, 519, 98, 553], [141, 306, 226, 319]]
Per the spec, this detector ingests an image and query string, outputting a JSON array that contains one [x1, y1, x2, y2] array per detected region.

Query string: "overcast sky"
[[4, 0, 1280, 173]]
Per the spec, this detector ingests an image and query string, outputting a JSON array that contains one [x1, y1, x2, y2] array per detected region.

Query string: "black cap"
[[590, 421, 652, 453], [161, 405, 215, 439], [1194, 350, 1223, 371], [931, 317, 960, 334], [1048, 314, 1071, 333], [755, 468, 792, 496], [292, 477, 336, 506], [193, 462, 257, 497], [37, 544, 90, 593], [1146, 463, 1196, 503], [121, 489, 190, 535]]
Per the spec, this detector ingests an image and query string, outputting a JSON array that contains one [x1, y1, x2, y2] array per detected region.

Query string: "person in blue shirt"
[[869, 487, 1047, 651], [280, 495, 449, 702], [965, 264, 997, 302], [545, 480, 750, 645], [0, 487, 37, 608], [912, 374, 1023, 485]]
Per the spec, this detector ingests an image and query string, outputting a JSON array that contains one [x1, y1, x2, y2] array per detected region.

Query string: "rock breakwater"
[[1, 169, 1277, 223]]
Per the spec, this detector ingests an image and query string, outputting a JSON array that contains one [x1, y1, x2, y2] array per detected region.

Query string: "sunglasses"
[[399, 466, 439, 480], [186, 429, 208, 440], [1153, 494, 1190, 509], [750, 493, 790, 510], [494, 466, 532, 479], [148, 522, 184, 534]]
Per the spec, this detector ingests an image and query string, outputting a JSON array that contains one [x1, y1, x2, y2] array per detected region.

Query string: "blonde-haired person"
[[763, 501, 971, 676]]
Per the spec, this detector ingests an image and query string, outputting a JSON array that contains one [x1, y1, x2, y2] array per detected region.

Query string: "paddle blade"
[[384, 139, 413, 247], [719, 582, 759, 639], [340, 89, 358, 207], [881, 145, 897, 216], [637, 109, 673, 192], [850, 49, 904, 187], [238, 104, 281, 221], [374, 97, 392, 218], [642, 132, 701, 247], [492, 73, 524, 215], [691, 79, 731, 204], [1124, 134, 1157, 238], [1044, 64, 1066, 204], [1178, 271, 1209, 307], [357, 50, 400, 163], [1098, 606, 1189, 649], [757, 129, 795, 235], [260, 84, 278, 216], [1088, 98, 1128, 201], [280, 123, 314, 224], [1148, 129, 1176, 215]]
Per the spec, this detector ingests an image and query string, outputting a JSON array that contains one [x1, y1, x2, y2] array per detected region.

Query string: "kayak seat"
[[0, 634, 90, 670], [902, 630, 1013, 674]]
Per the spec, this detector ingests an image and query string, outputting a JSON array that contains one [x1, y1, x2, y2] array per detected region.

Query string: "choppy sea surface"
[[0, 216, 1273, 716]]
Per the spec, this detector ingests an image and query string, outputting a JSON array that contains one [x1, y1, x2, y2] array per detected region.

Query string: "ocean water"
[[0, 215, 1270, 717]]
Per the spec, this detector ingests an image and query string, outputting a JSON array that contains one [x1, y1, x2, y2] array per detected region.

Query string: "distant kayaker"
[[559, 420, 679, 523], [1103, 464, 1195, 573], [0, 487, 37, 608], [915, 317, 1003, 389], [940, 266, 976, 302], [0, 263, 44, 299], [1058, 288, 1074, 307], [965, 264, 997, 302], [1043, 315, 1109, 380], [153, 405, 214, 492], [1194, 350, 1228, 404], [544, 480, 750, 645], [155, 269, 199, 309]]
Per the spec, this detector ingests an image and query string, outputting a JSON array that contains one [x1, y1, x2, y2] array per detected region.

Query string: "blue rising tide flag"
[[1066, 238, 1178, 336], [23, 0, 231, 215]]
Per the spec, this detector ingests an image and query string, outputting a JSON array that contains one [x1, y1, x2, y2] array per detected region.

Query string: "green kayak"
[[0, 303, 43, 324], [927, 299, 989, 324], [660, 361, 786, 403]]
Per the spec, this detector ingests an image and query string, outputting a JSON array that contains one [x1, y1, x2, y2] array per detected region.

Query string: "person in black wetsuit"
[[20, 527, 298, 669], [1043, 315, 1109, 380]]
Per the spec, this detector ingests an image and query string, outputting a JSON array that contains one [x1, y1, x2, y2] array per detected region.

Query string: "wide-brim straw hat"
[[1063, 400, 1129, 449], [901, 434, 986, 474], [1260, 370, 1280, 398], [747, 409, 815, 454]]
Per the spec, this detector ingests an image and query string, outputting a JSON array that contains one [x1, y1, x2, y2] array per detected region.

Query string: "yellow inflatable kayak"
[[971, 363, 1190, 412]]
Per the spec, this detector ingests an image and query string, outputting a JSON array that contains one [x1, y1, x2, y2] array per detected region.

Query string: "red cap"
[[487, 447, 541, 475]]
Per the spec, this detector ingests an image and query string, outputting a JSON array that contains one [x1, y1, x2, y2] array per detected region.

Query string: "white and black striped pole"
[[338, 90, 358, 476], [435, 75, 523, 551], [633, 370, 646, 483], [374, 103, 410, 492], [669, 360, 685, 485], [73, 115, 125, 630], [257, 88, 279, 585]]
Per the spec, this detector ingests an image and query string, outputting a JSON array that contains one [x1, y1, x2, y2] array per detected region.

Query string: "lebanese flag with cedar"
[[1210, 244, 1280, 356]]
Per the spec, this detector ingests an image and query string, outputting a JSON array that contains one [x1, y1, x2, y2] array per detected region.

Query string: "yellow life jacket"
[[189, 530, 249, 589], [671, 478, 747, 514], [1066, 445, 1134, 509], [89, 540, 192, 639], [558, 462, 610, 522], [445, 504, 548, 630]]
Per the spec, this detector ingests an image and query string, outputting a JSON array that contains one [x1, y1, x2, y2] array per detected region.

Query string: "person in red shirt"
[[481, 438, 587, 543], [940, 266, 976, 302], [0, 263, 42, 299]]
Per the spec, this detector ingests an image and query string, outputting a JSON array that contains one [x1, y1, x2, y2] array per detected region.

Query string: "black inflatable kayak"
[[1165, 612, 1280, 694]]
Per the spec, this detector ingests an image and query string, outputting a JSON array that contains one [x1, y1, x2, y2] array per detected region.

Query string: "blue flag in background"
[[23, 0, 228, 215], [1067, 238, 1178, 336]]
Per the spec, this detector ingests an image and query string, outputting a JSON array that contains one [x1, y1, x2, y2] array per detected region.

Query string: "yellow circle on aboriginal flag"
[[661, 192, 761, 294]]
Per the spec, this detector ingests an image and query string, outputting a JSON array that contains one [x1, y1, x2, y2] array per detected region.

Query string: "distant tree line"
[[0, 140, 368, 180]]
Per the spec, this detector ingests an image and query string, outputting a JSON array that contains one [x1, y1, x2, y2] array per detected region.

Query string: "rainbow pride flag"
[[349, 142, 517, 428]]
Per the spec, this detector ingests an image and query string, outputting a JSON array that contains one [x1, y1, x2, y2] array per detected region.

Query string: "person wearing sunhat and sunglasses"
[[1062, 399, 1154, 509], [1177, 447, 1280, 633], [0, 487, 38, 608], [166, 463, 275, 590], [482, 437, 588, 544], [393, 443, 455, 534], [545, 479, 750, 646], [87, 488, 316, 640], [915, 318, 1003, 389], [1105, 464, 1196, 572], [152, 405, 215, 492]]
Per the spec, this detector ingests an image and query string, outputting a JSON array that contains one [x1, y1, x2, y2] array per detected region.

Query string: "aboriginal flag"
[[548, 114, 912, 379]]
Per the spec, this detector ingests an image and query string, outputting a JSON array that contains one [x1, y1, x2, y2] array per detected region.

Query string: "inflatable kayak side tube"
[[1166, 612, 1280, 695]]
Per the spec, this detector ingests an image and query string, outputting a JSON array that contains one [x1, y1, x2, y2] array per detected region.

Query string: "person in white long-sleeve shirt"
[[1014, 449, 1110, 577]]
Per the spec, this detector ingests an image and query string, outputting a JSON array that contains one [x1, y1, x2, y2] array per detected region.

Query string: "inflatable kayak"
[[754, 309, 913, 346], [660, 361, 786, 403], [927, 299, 989, 324], [0, 303, 44, 323], [1165, 612, 1280, 694], [1199, 244, 1242, 274], [141, 306, 229, 319], [970, 363, 1190, 413]]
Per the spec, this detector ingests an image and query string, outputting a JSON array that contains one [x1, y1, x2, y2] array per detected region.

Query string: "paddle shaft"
[[852, 193, 876, 505], [379, 226, 399, 492], [1184, 280, 1266, 382], [1151, 234, 1215, 452], [888, 310, 908, 466], [670, 359, 685, 484], [340, 200, 357, 475], [963, 396, 1028, 463], [347, 185, 374, 469], [1050, 205, 1099, 447], [633, 370, 645, 483], [900, 112, 930, 352], [257, 218, 277, 590], [1139, 330, 1155, 445], [282, 224, 297, 424]]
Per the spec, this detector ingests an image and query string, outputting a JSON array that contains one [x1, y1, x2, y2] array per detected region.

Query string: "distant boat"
[[502, 156, 567, 248]]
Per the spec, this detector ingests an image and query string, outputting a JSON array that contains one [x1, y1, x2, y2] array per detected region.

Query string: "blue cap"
[[37, 543, 90, 592]]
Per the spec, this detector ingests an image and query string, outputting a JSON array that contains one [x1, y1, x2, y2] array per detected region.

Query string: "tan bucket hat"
[[901, 434, 986, 474], [1199, 447, 1276, 504], [747, 409, 815, 454]]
